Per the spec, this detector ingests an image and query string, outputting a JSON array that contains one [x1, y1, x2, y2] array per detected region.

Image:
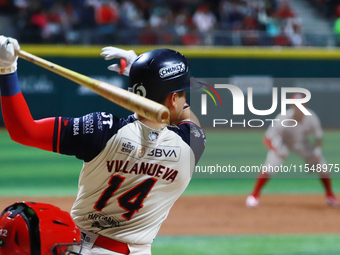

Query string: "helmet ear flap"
[[12, 214, 31, 253], [0, 210, 31, 255]]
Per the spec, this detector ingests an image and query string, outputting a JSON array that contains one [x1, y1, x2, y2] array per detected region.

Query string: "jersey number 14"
[[94, 175, 157, 220]]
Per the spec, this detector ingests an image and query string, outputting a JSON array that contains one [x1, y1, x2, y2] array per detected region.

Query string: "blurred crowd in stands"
[[307, 0, 340, 19], [0, 0, 335, 46]]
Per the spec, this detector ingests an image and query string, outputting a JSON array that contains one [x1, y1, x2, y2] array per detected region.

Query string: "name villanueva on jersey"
[[199, 84, 312, 128], [107, 137, 181, 183]]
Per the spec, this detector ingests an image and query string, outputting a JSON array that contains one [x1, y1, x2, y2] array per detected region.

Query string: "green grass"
[[0, 129, 81, 196], [194, 129, 340, 179], [152, 235, 340, 255], [1, 128, 340, 255], [1, 129, 340, 196], [184, 178, 340, 195], [186, 129, 340, 195]]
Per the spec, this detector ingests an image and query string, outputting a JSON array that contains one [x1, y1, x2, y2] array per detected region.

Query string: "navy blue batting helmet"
[[129, 49, 190, 103]]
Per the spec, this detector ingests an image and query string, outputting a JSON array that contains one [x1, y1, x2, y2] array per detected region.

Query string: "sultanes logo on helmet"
[[130, 83, 147, 97], [159, 62, 186, 78]]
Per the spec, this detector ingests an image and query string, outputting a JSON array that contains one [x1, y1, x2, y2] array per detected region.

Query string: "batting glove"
[[0, 35, 20, 75], [100, 47, 138, 76]]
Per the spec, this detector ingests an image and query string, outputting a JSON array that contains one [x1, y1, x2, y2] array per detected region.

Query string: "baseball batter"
[[0, 36, 206, 254], [246, 94, 339, 207]]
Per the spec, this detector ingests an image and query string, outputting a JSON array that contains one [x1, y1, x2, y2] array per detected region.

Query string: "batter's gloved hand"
[[100, 47, 138, 76], [0, 35, 20, 75]]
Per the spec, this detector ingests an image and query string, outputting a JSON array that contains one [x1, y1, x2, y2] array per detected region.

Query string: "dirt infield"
[[1, 194, 339, 235]]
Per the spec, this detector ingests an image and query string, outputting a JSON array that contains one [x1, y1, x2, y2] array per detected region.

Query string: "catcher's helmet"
[[0, 202, 82, 255], [129, 49, 190, 103]]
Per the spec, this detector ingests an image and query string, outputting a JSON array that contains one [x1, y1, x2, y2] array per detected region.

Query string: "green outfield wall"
[[0, 46, 340, 127]]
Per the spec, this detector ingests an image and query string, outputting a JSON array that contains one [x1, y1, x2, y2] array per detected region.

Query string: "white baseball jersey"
[[265, 108, 323, 150], [53, 112, 205, 245]]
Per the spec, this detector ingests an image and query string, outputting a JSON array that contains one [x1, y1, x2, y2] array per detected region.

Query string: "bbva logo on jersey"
[[146, 148, 178, 158]]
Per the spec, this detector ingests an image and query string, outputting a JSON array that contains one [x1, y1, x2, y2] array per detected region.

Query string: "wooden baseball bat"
[[16, 50, 170, 124]]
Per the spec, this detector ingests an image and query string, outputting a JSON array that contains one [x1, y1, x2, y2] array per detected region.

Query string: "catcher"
[[0, 201, 82, 255]]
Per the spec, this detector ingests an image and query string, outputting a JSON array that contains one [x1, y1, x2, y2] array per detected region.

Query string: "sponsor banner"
[[229, 76, 273, 95], [77, 76, 125, 95], [19, 75, 54, 94], [293, 78, 340, 92]]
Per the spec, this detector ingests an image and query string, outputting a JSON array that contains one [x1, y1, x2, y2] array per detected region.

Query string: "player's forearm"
[[0, 72, 55, 151], [263, 134, 289, 159]]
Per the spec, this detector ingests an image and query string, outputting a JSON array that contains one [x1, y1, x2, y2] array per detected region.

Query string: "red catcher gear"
[[0, 202, 82, 255]]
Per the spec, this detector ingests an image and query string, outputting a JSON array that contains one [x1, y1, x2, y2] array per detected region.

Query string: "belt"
[[94, 235, 130, 254]]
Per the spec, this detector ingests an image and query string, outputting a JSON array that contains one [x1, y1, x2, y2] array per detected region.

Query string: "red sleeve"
[[1, 92, 55, 151]]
